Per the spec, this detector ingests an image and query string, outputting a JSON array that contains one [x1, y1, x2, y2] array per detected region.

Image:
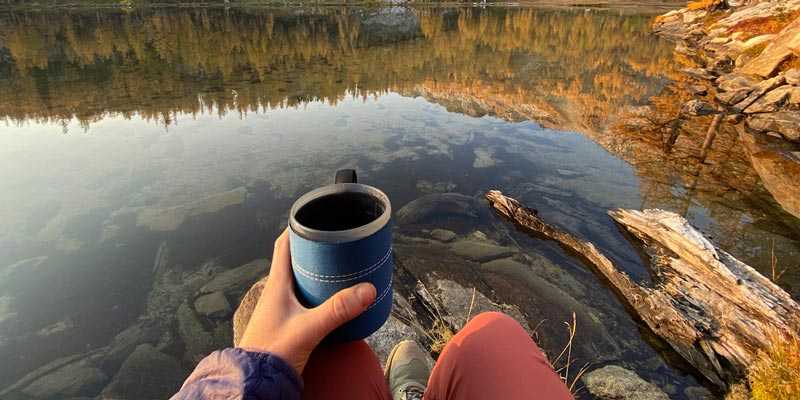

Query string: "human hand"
[[238, 229, 377, 374]]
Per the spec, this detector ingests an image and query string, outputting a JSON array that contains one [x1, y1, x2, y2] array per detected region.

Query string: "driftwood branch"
[[485, 190, 800, 388]]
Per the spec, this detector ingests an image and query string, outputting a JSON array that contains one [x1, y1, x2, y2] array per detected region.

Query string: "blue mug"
[[288, 170, 393, 342]]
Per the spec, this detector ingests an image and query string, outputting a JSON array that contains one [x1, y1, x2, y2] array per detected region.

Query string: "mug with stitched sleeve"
[[288, 170, 393, 342]]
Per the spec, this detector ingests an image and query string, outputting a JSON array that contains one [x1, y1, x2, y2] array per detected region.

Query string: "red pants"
[[302, 312, 573, 400]]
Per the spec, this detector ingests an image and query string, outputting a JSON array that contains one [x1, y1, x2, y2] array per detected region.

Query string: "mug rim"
[[289, 183, 391, 243]]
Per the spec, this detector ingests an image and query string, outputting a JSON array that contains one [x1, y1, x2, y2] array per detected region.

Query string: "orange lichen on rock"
[[729, 10, 800, 37], [686, 0, 723, 11]]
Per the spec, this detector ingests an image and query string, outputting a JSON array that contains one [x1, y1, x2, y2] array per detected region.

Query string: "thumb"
[[306, 283, 376, 338]]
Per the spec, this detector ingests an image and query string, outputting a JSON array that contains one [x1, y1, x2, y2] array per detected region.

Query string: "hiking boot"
[[384, 340, 431, 400]]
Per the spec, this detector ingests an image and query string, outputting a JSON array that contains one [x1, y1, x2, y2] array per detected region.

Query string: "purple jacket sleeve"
[[171, 348, 303, 400]]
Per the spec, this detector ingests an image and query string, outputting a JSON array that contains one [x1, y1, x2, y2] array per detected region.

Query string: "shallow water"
[[1, 5, 799, 399]]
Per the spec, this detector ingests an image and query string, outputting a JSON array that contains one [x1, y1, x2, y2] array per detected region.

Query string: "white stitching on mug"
[[365, 277, 392, 311], [293, 247, 392, 283]]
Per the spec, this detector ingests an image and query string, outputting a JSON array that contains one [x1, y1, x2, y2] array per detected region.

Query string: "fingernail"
[[356, 284, 376, 307]]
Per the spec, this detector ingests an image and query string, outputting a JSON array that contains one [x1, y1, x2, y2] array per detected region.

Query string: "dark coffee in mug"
[[294, 192, 386, 231]]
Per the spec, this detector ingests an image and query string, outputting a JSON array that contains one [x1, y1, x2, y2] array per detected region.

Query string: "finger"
[[268, 229, 293, 288], [304, 282, 376, 339]]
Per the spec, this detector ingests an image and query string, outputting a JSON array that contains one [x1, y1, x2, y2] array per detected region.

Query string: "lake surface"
[[1, 5, 799, 399]]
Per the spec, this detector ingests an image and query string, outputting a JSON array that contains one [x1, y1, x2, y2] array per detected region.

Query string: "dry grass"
[[725, 383, 751, 400], [748, 333, 800, 400], [550, 312, 591, 396], [770, 240, 788, 283]]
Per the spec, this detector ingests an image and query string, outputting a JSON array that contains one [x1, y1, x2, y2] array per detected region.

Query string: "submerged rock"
[[194, 292, 232, 319], [136, 187, 247, 231], [430, 229, 457, 243], [177, 302, 216, 364], [582, 365, 669, 400], [396, 193, 484, 226], [100, 344, 184, 400], [21, 360, 107, 399], [198, 259, 267, 296], [449, 239, 516, 262]]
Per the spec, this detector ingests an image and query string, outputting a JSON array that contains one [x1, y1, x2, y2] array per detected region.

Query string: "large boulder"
[[582, 365, 669, 400], [100, 344, 185, 400]]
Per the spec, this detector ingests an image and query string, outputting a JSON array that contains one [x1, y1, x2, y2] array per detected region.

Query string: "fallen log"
[[485, 190, 800, 388]]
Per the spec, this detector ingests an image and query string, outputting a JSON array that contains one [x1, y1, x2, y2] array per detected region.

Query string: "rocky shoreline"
[[644, 0, 800, 219]]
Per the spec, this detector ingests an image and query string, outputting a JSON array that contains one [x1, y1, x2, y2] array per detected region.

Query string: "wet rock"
[[733, 75, 786, 112], [198, 259, 267, 296], [786, 69, 800, 86], [684, 386, 715, 400], [449, 240, 516, 262], [748, 112, 800, 141], [177, 302, 216, 364], [21, 360, 108, 399], [396, 193, 483, 226], [194, 292, 231, 319], [100, 344, 184, 400], [136, 187, 247, 231], [582, 365, 669, 400], [681, 99, 716, 116], [233, 278, 267, 346], [430, 229, 456, 242], [743, 85, 795, 113]]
